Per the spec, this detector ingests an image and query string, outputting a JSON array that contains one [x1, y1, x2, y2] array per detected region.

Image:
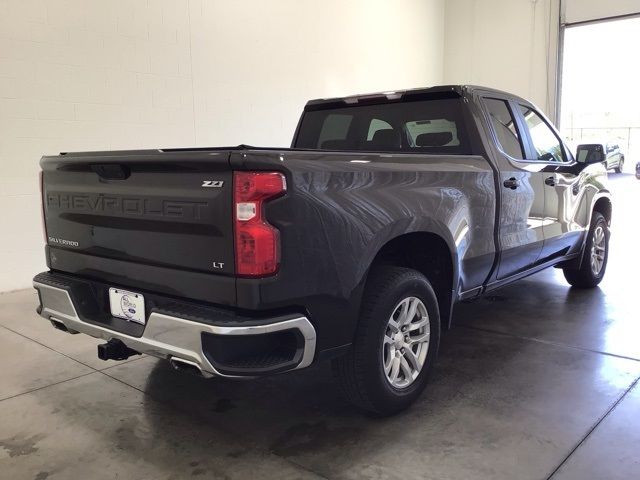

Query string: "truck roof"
[[304, 85, 529, 110]]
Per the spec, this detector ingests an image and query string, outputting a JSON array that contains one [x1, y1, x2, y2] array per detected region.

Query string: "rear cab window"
[[294, 97, 471, 155], [317, 114, 352, 149]]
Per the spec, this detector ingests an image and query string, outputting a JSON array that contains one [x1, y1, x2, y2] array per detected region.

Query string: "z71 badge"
[[202, 180, 224, 188]]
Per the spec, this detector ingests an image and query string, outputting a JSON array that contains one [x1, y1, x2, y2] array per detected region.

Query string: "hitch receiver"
[[97, 339, 141, 361]]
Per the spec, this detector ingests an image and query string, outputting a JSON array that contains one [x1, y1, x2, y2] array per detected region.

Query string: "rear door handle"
[[544, 176, 556, 187], [503, 177, 520, 190]]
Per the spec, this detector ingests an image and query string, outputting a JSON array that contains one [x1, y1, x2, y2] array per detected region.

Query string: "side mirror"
[[576, 144, 605, 164]]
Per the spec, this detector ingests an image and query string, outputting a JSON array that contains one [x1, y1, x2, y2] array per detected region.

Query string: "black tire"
[[332, 266, 440, 416], [563, 212, 609, 288]]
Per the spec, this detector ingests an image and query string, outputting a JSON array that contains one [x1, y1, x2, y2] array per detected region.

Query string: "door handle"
[[572, 183, 580, 195], [503, 177, 520, 190], [544, 176, 556, 186]]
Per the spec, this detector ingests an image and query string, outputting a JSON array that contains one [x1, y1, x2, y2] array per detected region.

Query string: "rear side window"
[[295, 98, 471, 155], [483, 98, 523, 159], [519, 105, 566, 163]]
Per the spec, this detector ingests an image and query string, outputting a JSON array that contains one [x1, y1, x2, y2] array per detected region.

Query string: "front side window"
[[483, 98, 523, 159], [519, 105, 565, 162]]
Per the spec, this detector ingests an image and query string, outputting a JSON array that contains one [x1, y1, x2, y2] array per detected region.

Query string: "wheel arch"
[[569, 193, 612, 271], [362, 231, 458, 331], [592, 195, 612, 226]]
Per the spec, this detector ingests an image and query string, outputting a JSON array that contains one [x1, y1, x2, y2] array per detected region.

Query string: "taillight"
[[39, 171, 48, 243], [233, 171, 287, 276]]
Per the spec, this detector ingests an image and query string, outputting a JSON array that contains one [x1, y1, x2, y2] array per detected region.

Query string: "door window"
[[519, 105, 566, 162], [484, 98, 524, 159]]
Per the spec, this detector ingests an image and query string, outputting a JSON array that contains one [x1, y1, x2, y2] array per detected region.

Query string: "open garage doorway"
[[559, 15, 640, 173], [559, 12, 640, 325]]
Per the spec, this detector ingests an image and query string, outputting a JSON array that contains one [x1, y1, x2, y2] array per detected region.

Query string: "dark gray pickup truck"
[[34, 85, 612, 415]]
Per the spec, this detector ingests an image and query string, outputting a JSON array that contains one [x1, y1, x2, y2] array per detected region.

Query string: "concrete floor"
[[1, 174, 639, 480]]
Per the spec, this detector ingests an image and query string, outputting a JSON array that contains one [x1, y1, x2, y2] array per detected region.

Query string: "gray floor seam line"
[[0, 322, 144, 372], [97, 368, 149, 396], [0, 322, 100, 371], [457, 323, 640, 363], [545, 374, 640, 480], [0, 370, 97, 403], [276, 456, 331, 480]]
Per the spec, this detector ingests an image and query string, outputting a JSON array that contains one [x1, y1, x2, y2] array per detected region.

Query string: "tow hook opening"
[[97, 338, 141, 361]]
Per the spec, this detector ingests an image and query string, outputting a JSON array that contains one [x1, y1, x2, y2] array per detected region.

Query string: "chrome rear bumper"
[[33, 278, 316, 378]]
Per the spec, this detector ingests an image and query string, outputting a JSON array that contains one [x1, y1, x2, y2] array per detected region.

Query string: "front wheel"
[[614, 157, 624, 173], [332, 266, 440, 415], [563, 212, 609, 288]]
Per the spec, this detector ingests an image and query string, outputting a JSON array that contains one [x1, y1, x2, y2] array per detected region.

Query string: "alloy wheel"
[[382, 296, 430, 389], [590, 225, 606, 276]]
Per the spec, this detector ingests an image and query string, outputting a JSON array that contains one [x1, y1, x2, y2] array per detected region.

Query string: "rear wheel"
[[563, 212, 609, 288], [332, 266, 440, 415]]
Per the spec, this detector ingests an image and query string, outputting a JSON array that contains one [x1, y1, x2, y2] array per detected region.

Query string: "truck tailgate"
[[41, 149, 235, 291]]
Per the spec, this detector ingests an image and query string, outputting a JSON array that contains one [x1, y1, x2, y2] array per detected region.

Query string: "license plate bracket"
[[109, 288, 146, 325]]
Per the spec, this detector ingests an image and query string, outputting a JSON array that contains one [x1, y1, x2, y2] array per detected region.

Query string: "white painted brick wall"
[[0, 0, 444, 291]]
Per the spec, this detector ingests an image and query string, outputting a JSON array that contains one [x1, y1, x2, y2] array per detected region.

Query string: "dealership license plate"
[[109, 288, 146, 325]]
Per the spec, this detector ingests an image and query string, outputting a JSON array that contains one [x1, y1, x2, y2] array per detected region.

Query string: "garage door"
[[564, 0, 640, 24]]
